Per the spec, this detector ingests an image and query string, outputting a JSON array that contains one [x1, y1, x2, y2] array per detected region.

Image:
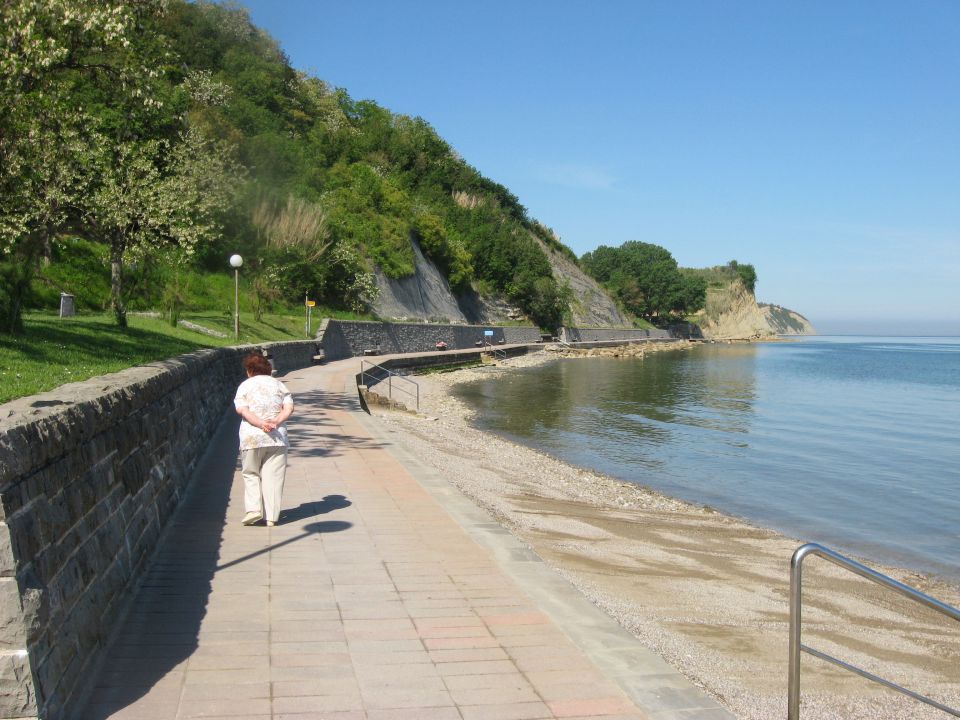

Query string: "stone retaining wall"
[[559, 327, 674, 343], [317, 319, 543, 361], [0, 340, 315, 719]]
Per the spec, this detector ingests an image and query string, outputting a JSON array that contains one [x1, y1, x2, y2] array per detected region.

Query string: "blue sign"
[[484, 330, 493, 336]]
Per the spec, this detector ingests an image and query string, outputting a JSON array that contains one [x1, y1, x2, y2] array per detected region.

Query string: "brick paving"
[[79, 358, 731, 720]]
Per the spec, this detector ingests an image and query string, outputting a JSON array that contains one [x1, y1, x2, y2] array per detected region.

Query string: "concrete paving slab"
[[76, 357, 735, 720]]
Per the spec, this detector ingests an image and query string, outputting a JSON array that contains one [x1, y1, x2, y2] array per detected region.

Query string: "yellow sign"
[[306, 301, 316, 307]]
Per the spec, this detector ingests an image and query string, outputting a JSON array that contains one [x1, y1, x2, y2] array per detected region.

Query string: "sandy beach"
[[368, 347, 960, 720]]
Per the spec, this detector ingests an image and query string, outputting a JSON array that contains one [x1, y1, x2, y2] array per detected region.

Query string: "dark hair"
[[243, 352, 273, 377]]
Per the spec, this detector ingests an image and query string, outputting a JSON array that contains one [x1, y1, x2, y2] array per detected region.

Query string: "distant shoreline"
[[369, 348, 960, 720]]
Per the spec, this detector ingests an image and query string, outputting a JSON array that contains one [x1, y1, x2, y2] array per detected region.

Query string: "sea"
[[452, 336, 960, 582]]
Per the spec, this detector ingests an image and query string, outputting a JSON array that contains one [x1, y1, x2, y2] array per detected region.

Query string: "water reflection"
[[452, 339, 960, 581], [453, 345, 759, 464]]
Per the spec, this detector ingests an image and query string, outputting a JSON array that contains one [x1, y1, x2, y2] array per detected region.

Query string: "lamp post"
[[229, 254, 243, 341]]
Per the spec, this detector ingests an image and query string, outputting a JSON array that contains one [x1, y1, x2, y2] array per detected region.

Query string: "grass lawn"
[[0, 310, 323, 405]]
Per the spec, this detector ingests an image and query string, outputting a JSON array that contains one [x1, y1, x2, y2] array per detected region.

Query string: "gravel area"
[[369, 348, 960, 720]]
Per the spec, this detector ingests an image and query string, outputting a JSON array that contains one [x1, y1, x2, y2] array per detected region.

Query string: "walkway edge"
[[351, 385, 737, 720]]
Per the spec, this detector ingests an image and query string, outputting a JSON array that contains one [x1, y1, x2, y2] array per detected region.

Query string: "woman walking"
[[234, 352, 295, 526]]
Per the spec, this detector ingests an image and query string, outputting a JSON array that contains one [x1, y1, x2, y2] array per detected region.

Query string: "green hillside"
[[1, 0, 573, 334]]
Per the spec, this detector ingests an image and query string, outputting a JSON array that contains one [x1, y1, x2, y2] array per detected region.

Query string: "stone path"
[[79, 358, 733, 720]]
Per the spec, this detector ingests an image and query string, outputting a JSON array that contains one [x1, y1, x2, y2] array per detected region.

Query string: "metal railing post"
[[357, 360, 420, 411], [788, 544, 816, 719], [787, 542, 960, 719]]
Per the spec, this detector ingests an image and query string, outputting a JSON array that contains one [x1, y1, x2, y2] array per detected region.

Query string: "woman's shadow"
[[281, 494, 352, 524]]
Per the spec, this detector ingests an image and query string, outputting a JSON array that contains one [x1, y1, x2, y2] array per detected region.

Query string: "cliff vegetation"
[[1, 1, 808, 339], [1, 1, 574, 333]]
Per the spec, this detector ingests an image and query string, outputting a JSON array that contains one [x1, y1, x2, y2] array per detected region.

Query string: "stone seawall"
[[559, 327, 674, 343], [317, 319, 543, 361], [0, 341, 316, 720]]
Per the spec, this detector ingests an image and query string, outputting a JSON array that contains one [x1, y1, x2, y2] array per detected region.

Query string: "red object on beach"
[[435, 341, 448, 350]]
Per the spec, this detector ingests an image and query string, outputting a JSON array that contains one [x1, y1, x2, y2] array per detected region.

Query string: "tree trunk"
[[110, 237, 127, 328]]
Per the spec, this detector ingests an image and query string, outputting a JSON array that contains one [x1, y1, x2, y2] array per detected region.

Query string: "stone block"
[[0, 525, 15, 577], [0, 578, 27, 650], [7, 507, 42, 570], [0, 649, 38, 718]]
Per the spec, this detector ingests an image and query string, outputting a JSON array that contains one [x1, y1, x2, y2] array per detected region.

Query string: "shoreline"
[[369, 348, 960, 720]]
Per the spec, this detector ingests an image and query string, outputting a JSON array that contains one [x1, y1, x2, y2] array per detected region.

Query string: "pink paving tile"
[[448, 686, 543, 706], [270, 641, 349, 656], [441, 673, 533, 691], [351, 662, 441, 682], [547, 698, 638, 717], [176, 698, 272, 717], [272, 694, 365, 713], [84, 704, 180, 720], [187, 655, 270, 671], [413, 615, 485, 629], [360, 687, 455, 710], [435, 660, 518, 676], [273, 664, 357, 682], [428, 647, 509, 663], [557, 715, 649, 720], [533, 682, 624, 703], [349, 650, 433, 667], [419, 625, 494, 640], [366, 708, 462, 720], [180, 682, 271, 701], [457, 701, 554, 720], [513, 655, 596, 673], [482, 612, 550, 626], [423, 635, 501, 650]]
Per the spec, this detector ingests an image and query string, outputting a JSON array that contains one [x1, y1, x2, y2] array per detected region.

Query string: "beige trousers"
[[241, 446, 287, 522]]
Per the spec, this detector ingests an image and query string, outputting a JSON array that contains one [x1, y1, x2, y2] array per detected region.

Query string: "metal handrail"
[[788, 542, 960, 719], [359, 360, 419, 411], [483, 340, 507, 361]]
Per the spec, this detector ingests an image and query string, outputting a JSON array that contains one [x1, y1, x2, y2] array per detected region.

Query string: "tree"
[[83, 126, 241, 326], [582, 241, 688, 320], [0, 0, 169, 331], [728, 260, 757, 294], [678, 273, 707, 315]]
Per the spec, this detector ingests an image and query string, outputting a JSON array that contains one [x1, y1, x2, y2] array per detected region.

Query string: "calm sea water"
[[453, 337, 960, 581]]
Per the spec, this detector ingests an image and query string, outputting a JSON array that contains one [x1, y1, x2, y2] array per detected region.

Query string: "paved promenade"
[[79, 358, 733, 720]]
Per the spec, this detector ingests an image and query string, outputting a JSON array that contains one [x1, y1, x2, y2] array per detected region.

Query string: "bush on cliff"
[[1, 0, 574, 334]]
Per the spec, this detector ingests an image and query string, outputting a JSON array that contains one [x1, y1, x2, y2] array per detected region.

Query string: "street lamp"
[[229, 254, 243, 341]]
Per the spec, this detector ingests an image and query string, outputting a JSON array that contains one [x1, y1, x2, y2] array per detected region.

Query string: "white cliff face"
[[759, 303, 816, 335], [534, 236, 631, 327], [371, 233, 630, 327], [371, 235, 813, 336], [697, 281, 815, 339], [371, 239, 470, 322]]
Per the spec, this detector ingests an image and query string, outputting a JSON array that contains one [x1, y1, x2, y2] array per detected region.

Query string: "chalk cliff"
[[371, 235, 813, 337], [371, 234, 629, 327], [696, 280, 815, 339]]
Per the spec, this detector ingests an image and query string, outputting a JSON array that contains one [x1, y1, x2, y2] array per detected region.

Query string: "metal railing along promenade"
[[483, 340, 507, 361], [359, 360, 419, 411], [788, 542, 960, 718]]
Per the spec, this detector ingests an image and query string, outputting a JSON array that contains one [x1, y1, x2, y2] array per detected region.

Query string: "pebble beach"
[[368, 346, 960, 720]]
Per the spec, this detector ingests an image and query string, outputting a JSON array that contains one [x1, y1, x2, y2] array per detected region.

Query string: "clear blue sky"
[[237, 0, 959, 335]]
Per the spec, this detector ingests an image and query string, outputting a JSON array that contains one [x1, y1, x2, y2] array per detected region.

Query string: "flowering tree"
[[0, 0, 242, 329], [0, 0, 169, 330], [84, 127, 240, 325]]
